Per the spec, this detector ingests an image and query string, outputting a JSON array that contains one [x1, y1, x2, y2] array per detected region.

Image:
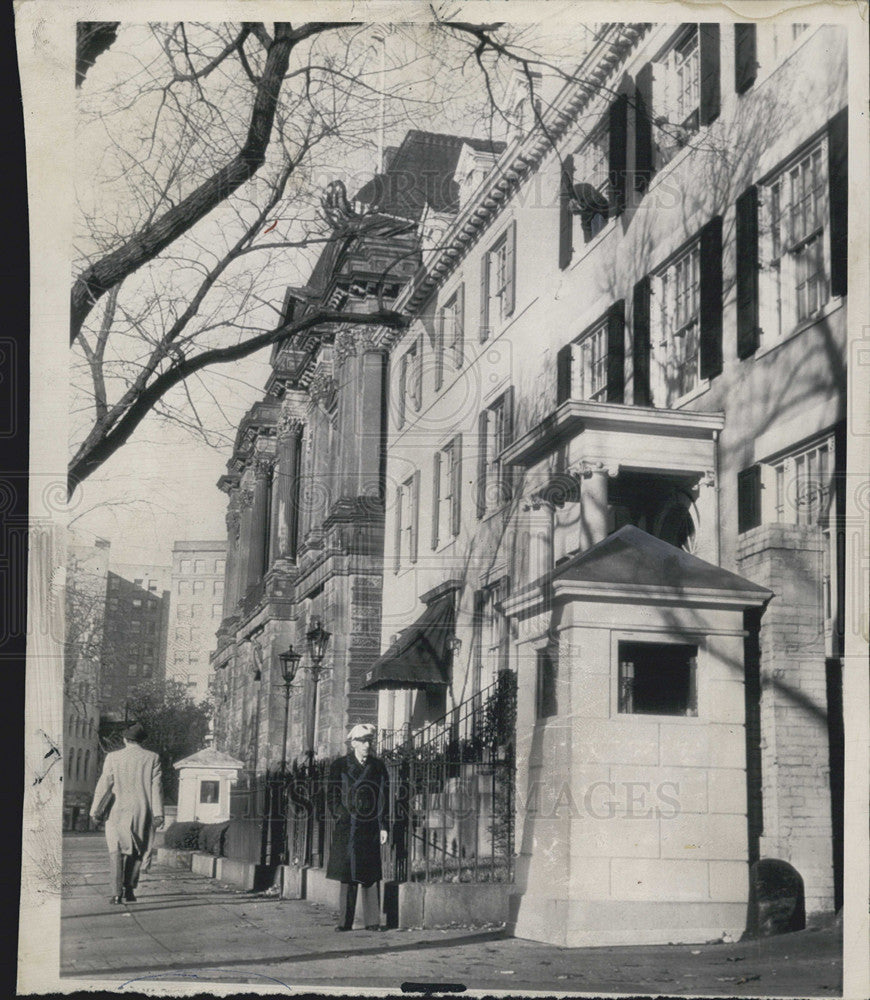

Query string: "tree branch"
[[68, 307, 408, 494], [70, 22, 296, 345]]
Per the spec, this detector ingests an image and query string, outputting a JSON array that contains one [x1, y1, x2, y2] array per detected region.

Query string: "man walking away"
[[326, 723, 389, 931], [90, 722, 164, 904]]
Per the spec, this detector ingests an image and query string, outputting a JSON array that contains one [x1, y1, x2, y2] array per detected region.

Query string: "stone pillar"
[[737, 522, 834, 915], [236, 482, 255, 602], [272, 414, 305, 562], [334, 327, 387, 502], [224, 499, 240, 617], [578, 462, 613, 551], [526, 500, 554, 582], [246, 454, 272, 589]]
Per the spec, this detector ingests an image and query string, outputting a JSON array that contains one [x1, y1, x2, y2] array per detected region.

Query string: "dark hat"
[[123, 722, 147, 743]]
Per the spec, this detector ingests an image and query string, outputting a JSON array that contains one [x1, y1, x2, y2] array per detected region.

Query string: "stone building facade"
[[366, 21, 848, 941], [211, 131, 501, 771]]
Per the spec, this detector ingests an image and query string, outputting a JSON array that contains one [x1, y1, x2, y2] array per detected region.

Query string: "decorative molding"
[[238, 487, 255, 509], [277, 413, 305, 443], [253, 453, 275, 479], [700, 469, 718, 490], [309, 370, 338, 412], [574, 460, 620, 479], [333, 325, 382, 366]]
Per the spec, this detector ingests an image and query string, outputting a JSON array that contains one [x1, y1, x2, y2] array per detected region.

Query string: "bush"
[[198, 821, 231, 857], [162, 821, 203, 850]]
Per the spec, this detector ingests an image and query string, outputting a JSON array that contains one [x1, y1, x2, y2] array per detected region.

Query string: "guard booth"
[[174, 748, 244, 824], [503, 525, 772, 947]]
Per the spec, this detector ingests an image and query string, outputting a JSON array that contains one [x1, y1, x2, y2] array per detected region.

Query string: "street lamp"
[[304, 618, 331, 758], [277, 645, 302, 773]]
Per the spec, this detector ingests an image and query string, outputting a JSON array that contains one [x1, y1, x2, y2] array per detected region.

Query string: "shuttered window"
[[736, 186, 760, 358], [481, 221, 517, 339], [737, 465, 762, 534], [734, 24, 757, 94], [699, 215, 724, 381], [432, 434, 462, 548], [632, 276, 652, 406], [476, 387, 515, 517], [555, 301, 625, 405]]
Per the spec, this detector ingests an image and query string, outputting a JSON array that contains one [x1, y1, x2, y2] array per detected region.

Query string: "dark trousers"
[[109, 852, 142, 896], [338, 881, 380, 928]]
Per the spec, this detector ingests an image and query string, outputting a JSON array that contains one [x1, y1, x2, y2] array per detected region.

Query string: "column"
[[223, 496, 240, 618], [525, 500, 554, 582], [236, 482, 255, 600], [271, 415, 305, 562], [334, 327, 387, 502], [578, 462, 613, 551], [246, 454, 272, 589]]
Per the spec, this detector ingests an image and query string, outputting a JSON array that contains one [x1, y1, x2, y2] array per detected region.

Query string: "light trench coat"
[[92, 743, 164, 857]]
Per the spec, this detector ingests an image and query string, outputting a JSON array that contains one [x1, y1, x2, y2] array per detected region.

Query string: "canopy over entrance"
[[364, 595, 456, 690]]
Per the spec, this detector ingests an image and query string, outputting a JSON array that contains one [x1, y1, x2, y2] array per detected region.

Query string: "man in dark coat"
[[326, 723, 389, 931]]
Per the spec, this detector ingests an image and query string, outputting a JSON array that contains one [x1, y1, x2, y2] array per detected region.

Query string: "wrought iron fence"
[[223, 671, 517, 885]]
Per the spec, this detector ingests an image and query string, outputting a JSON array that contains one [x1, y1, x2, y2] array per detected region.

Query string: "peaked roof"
[[355, 130, 506, 220], [173, 748, 244, 771], [550, 525, 772, 595]]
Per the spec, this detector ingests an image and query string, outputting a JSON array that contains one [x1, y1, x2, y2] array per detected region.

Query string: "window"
[[193, 580, 205, 594], [432, 436, 462, 548], [472, 579, 511, 695], [200, 780, 220, 804], [134, 577, 143, 587], [178, 606, 190, 620], [179, 580, 191, 596], [142, 663, 153, 678], [175, 652, 186, 663], [536, 645, 558, 719], [194, 559, 205, 574], [147, 579, 157, 592], [131, 598, 142, 608], [556, 304, 626, 406], [144, 643, 154, 657], [109, 576, 119, 591], [130, 620, 141, 633], [212, 604, 223, 618], [394, 471, 420, 570], [213, 580, 224, 596], [477, 388, 515, 516], [618, 641, 698, 716], [436, 286, 465, 389], [147, 621, 156, 635], [635, 25, 720, 185], [654, 242, 700, 402], [215, 559, 225, 574], [771, 435, 834, 528], [180, 559, 191, 574], [760, 141, 830, 342], [573, 125, 610, 241], [479, 221, 516, 341]]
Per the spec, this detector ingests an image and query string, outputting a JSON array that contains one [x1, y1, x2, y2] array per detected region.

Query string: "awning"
[[363, 595, 455, 690]]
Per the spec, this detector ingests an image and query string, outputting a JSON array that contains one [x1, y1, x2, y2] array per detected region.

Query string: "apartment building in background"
[[167, 540, 227, 702]]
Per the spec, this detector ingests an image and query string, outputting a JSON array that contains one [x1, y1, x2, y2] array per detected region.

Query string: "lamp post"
[[277, 645, 302, 773], [302, 619, 330, 868], [304, 619, 331, 760]]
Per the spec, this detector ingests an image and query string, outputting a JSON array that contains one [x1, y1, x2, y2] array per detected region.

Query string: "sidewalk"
[[62, 834, 842, 994]]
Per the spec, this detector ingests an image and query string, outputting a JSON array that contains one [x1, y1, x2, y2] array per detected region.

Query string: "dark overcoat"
[[325, 752, 389, 885]]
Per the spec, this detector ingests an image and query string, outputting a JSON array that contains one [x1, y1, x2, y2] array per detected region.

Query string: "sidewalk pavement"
[[61, 834, 842, 995]]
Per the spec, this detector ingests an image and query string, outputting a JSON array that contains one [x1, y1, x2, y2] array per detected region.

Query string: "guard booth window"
[[618, 641, 698, 716], [200, 780, 220, 804]]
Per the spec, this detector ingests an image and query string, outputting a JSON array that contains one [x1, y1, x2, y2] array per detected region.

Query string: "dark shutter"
[[559, 154, 574, 270], [828, 108, 848, 298], [393, 485, 402, 572], [476, 409, 488, 518], [556, 343, 573, 404], [505, 219, 517, 316], [397, 353, 407, 428], [502, 385, 516, 501], [410, 469, 420, 563], [455, 283, 465, 367], [479, 253, 490, 342], [734, 24, 757, 94], [608, 94, 628, 218], [632, 276, 652, 406], [434, 308, 445, 391], [699, 23, 721, 126], [431, 450, 441, 550], [606, 299, 626, 403], [451, 432, 462, 537], [699, 215, 724, 381], [634, 62, 655, 194], [736, 186, 760, 358], [737, 465, 762, 533]]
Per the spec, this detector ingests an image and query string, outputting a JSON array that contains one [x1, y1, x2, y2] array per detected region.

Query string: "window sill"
[[666, 378, 711, 410], [615, 711, 701, 724], [754, 296, 844, 361]]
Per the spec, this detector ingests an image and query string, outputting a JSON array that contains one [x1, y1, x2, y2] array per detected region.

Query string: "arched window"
[[66, 752, 72, 779], [83, 750, 90, 780], [75, 748, 82, 781]]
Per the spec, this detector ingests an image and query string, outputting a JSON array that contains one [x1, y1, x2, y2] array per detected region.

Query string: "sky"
[[69, 19, 595, 567]]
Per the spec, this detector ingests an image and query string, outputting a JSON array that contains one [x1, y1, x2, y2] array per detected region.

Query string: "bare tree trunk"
[[70, 22, 294, 345]]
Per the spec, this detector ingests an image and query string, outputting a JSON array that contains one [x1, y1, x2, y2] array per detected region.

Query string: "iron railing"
[[223, 671, 517, 885]]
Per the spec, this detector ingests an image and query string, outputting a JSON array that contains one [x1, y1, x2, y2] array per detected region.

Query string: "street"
[[60, 834, 842, 994]]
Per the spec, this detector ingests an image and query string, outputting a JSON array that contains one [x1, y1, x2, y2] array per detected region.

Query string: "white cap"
[[347, 723, 376, 742]]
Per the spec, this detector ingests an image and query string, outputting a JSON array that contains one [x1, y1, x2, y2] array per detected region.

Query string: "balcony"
[[501, 399, 723, 481]]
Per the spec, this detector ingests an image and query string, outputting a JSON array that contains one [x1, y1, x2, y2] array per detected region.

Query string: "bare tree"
[[70, 19, 596, 497]]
